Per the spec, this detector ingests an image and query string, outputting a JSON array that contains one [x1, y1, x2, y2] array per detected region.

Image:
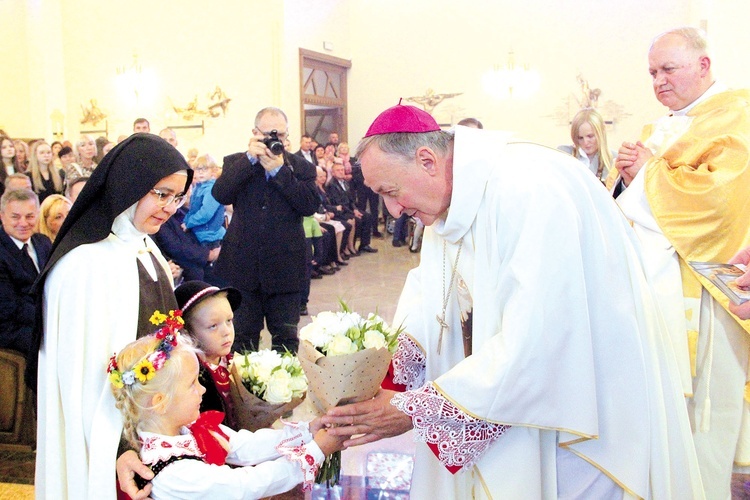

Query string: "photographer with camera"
[[212, 107, 318, 353]]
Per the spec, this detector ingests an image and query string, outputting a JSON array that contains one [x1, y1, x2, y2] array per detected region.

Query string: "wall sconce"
[[116, 53, 142, 101], [482, 50, 541, 100], [50, 109, 65, 139], [116, 53, 158, 110]]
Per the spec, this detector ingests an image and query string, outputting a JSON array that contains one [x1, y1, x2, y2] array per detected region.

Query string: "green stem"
[[315, 450, 342, 486]]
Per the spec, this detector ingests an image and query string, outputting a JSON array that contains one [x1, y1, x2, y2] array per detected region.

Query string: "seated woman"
[[36, 194, 71, 242], [337, 142, 354, 182], [28, 141, 64, 203], [13, 139, 29, 173], [315, 164, 355, 260], [67, 134, 98, 182], [50, 141, 64, 170], [0, 135, 17, 196], [557, 108, 614, 184], [313, 166, 347, 266]]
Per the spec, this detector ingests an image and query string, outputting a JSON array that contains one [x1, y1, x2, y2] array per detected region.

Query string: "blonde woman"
[[13, 139, 29, 173], [0, 136, 17, 192], [558, 108, 615, 183], [74, 134, 98, 171], [28, 141, 64, 203], [65, 134, 98, 187], [36, 194, 71, 242]]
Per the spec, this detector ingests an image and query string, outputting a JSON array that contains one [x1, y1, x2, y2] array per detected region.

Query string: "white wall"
[[346, 0, 693, 150], [1, 0, 32, 137], [1, 0, 747, 159]]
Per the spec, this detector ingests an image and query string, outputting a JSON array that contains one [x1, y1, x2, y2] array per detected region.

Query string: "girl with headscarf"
[[32, 134, 192, 500]]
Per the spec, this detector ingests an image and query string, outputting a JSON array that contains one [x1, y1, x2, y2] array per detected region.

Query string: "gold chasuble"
[[614, 88, 750, 498], [644, 89, 750, 336]]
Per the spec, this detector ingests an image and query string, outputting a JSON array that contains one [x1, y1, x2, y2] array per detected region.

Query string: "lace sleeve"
[[392, 334, 426, 390], [391, 383, 510, 472], [275, 438, 324, 490]]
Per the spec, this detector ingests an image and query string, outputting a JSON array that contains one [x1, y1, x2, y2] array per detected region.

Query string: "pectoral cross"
[[436, 313, 449, 354]]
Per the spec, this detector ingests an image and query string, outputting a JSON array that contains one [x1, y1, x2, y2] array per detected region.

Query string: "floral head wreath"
[[107, 310, 184, 389]]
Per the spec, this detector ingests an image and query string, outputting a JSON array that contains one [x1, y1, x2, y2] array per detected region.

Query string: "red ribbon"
[[188, 411, 230, 465]]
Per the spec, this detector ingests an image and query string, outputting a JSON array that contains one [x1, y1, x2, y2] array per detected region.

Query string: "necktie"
[[21, 243, 38, 275]]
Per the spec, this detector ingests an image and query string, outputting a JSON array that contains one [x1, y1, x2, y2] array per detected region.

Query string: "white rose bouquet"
[[298, 303, 402, 486], [229, 349, 307, 431]]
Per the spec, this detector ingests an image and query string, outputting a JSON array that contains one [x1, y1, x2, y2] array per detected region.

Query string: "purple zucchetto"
[[363, 99, 441, 138]]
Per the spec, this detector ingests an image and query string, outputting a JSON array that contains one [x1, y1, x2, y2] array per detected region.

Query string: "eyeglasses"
[[259, 130, 289, 140], [150, 188, 187, 208], [194, 167, 209, 172]]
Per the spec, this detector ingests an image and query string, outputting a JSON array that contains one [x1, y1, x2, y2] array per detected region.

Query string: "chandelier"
[[482, 50, 541, 100]]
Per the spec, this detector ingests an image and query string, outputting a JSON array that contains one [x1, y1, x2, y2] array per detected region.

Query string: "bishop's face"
[[360, 144, 451, 227]]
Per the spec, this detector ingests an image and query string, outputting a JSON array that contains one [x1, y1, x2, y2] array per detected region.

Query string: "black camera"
[[263, 130, 285, 156]]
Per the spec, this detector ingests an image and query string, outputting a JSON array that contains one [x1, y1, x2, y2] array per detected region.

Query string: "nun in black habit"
[[33, 134, 192, 500]]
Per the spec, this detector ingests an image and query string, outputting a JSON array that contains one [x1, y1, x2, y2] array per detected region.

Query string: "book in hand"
[[689, 261, 749, 306]]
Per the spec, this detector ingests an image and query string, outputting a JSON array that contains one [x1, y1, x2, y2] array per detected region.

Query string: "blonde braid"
[[109, 334, 200, 451], [113, 387, 143, 450]]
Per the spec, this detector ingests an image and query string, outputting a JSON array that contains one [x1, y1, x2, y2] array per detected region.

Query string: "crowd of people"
[[1, 112, 390, 357], [1, 24, 750, 500]]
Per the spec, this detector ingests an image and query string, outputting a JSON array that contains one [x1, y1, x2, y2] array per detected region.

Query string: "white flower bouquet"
[[229, 349, 308, 431], [297, 303, 402, 485]]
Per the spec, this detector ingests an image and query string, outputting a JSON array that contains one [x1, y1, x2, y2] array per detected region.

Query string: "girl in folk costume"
[[108, 317, 344, 499], [175, 280, 242, 429], [32, 134, 194, 500]]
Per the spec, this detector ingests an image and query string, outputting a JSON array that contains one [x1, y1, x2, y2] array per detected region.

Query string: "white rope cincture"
[[700, 296, 716, 433]]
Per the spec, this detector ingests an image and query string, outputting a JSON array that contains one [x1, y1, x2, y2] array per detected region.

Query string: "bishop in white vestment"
[[322, 104, 704, 499]]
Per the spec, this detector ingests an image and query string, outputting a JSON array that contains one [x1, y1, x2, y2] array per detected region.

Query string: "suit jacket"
[[152, 207, 211, 282], [326, 178, 357, 213], [294, 149, 315, 165], [212, 152, 318, 293], [318, 184, 353, 221], [0, 228, 52, 349]]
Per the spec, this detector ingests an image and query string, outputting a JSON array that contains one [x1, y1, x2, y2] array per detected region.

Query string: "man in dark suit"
[[294, 134, 315, 165], [327, 160, 378, 254], [212, 107, 318, 352], [0, 188, 52, 355]]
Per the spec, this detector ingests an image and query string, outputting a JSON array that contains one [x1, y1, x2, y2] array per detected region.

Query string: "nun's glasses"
[[150, 188, 187, 209]]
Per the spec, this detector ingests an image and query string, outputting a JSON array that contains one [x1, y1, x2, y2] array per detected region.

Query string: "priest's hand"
[[321, 389, 413, 447], [616, 141, 652, 186], [116, 450, 154, 500], [728, 246, 750, 320]]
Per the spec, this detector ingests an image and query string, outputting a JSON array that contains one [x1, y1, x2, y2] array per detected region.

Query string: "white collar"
[[8, 234, 31, 250], [111, 207, 148, 245], [671, 81, 728, 116], [139, 429, 203, 465], [437, 126, 514, 243]]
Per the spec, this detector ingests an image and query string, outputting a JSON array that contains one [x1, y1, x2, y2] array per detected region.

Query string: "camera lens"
[[263, 130, 285, 155], [268, 141, 284, 155]]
